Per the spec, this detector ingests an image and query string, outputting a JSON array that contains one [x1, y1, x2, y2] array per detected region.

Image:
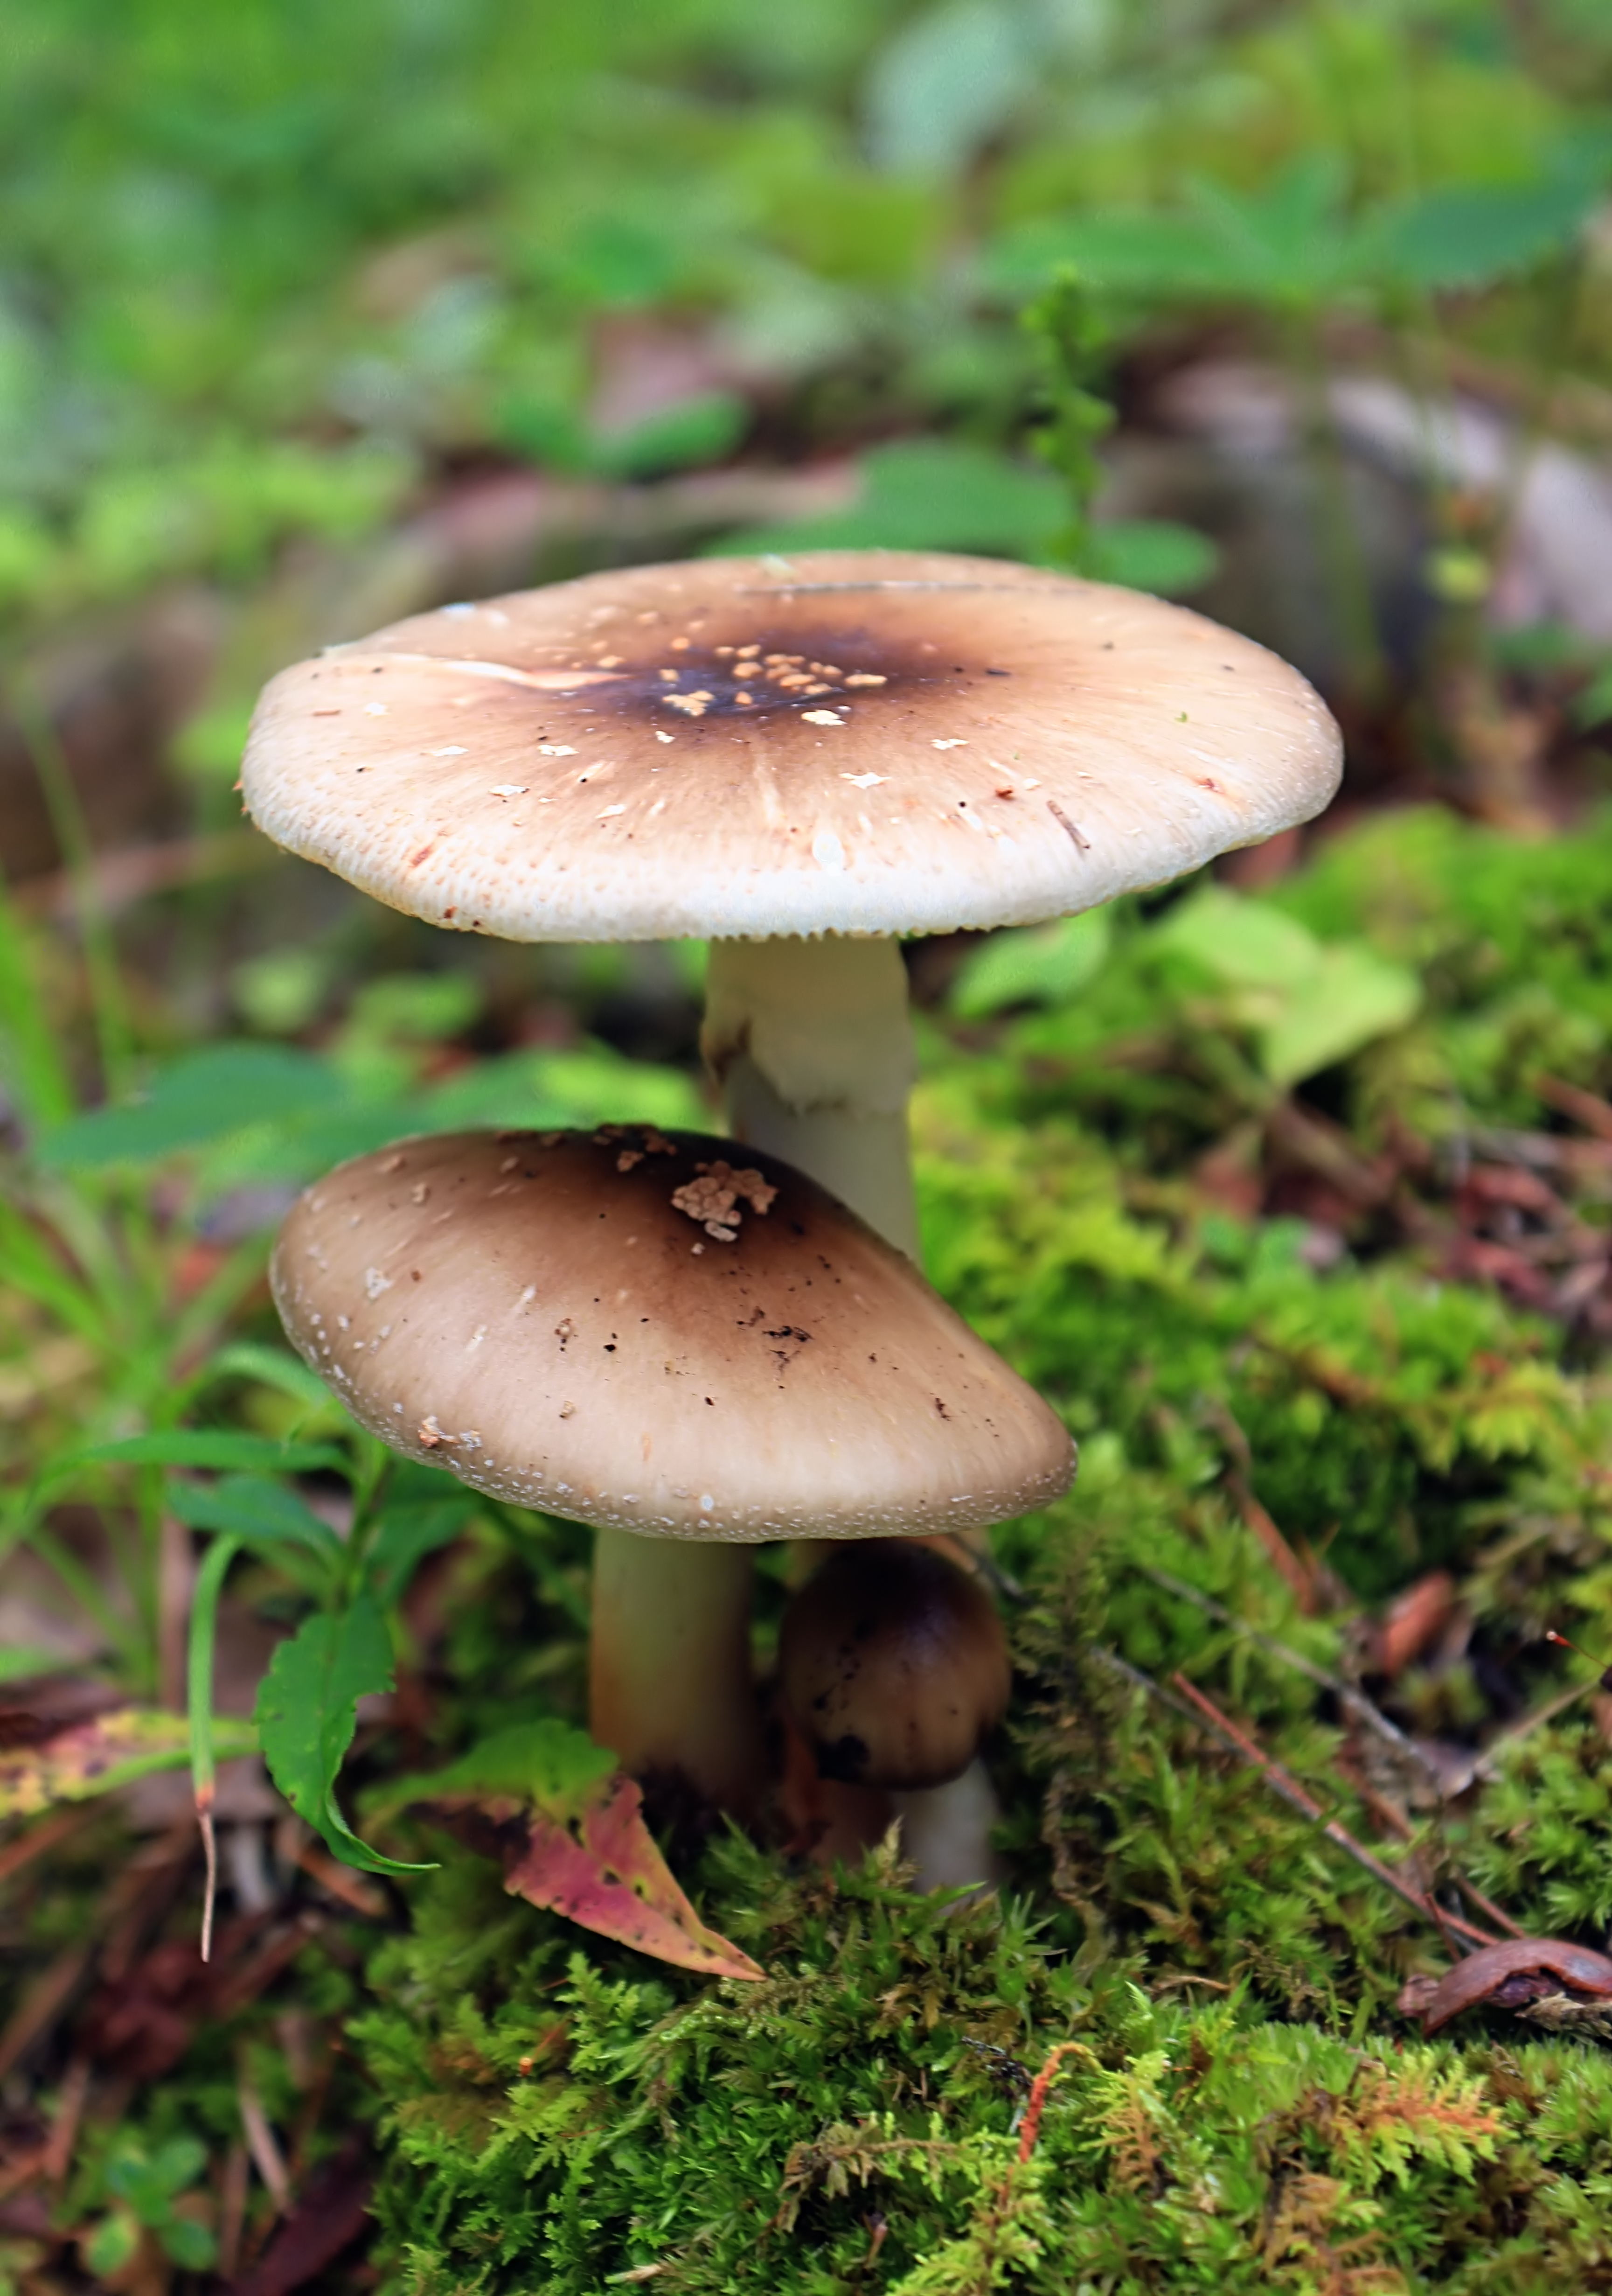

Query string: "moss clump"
[[358, 1828, 1612, 2293]]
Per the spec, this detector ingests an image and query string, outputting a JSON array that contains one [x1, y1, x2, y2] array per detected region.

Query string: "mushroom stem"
[[704, 935, 919, 1260], [889, 1760, 1005, 1896], [589, 1529, 764, 1816]]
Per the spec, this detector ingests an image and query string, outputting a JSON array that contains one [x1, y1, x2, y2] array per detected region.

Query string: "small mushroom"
[[270, 1126, 1072, 1818], [781, 1541, 1008, 1790], [780, 1540, 1011, 1890]]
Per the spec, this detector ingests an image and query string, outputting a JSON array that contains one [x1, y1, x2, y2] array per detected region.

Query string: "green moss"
[[358, 1828, 1612, 2293], [357, 805, 1612, 2289]]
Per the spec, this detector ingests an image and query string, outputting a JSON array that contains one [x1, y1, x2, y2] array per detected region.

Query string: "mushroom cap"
[[779, 1540, 1011, 1790], [271, 1124, 1074, 1541], [243, 550, 1342, 943]]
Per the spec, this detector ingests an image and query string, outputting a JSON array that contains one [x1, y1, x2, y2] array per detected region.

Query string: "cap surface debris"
[[243, 551, 1343, 943], [271, 1125, 1075, 1540]]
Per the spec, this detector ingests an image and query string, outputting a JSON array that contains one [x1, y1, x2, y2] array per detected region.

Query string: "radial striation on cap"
[[271, 1124, 1075, 1540], [243, 551, 1343, 944]]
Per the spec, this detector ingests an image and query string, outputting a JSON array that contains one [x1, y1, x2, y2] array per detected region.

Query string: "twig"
[[0, 1942, 94, 2084], [218, 2141, 250, 2282], [1135, 1564, 1430, 1763], [236, 2059, 292, 2214], [0, 1803, 97, 1889], [1201, 1400, 1321, 1613], [1167, 1672, 1500, 1950], [1534, 1072, 1612, 1145], [42, 2055, 92, 2184]]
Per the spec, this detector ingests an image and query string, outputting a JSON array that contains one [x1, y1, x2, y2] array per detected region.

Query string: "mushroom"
[[243, 550, 1341, 1843], [242, 549, 1343, 1263], [269, 1124, 1072, 1817], [779, 1539, 1012, 1889]]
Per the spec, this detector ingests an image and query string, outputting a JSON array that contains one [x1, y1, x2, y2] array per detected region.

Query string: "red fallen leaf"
[[392, 1720, 764, 1982], [500, 1772, 764, 1982], [1399, 1937, 1612, 2034]]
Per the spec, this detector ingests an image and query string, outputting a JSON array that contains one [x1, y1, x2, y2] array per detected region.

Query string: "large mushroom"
[[270, 1124, 1072, 1818], [243, 550, 1343, 1261]]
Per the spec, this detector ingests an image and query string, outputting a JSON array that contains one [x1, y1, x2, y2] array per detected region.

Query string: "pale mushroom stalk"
[[702, 934, 919, 1259], [704, 933, 1004, 1886], [589, 1532, 764, 1814]]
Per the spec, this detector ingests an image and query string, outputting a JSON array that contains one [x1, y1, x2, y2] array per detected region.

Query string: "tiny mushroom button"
[[270, 1125, 1073, 1815], [780, 1539, 1013, 1890]]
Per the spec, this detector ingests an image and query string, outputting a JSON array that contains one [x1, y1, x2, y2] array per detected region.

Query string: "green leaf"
[[375, 1718, 617, 1817], [0, 1643, 69, 1684], [200, 1340, 338, 1412], [714, 439, 1065, 561], [1258, 942, 1422, 1089], [160, 2218, 218, 2272], [419, 1045, 704, 1136], [254, 1594, 433, 1876], [1152, 886, 1421, 1085], [112, 2136, 207, 2209], [983, 209, 1242, 300], [596, 391, 748, 480], [1155, 886, 1322, 988], [1085, 520, 1219, 598], [83, 2212, 139, 2277], [76, 1431, 347, 1473], [0, 867, 73, 1130], [1187, 154, 1359, 308], [863, 0, 1038, 178], [951, 908, 1113, 1017], [1383, 172, 1602, 291], [34, 1041, 341, 1168], [168, 1473, 345, 1575], [368, 1495, 477, 1607]]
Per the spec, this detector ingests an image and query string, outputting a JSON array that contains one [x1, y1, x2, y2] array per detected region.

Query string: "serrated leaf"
[[254, 1594, 432, 1876], [402, 1722, 762, 1980], [0, 1708, 256, 1818]]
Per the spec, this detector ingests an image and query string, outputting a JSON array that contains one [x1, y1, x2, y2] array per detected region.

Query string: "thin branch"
[[1167, 1672, 1500, 1950]]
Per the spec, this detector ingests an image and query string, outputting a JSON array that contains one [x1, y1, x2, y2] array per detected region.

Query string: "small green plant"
[[81, 2134, 217, 2279]]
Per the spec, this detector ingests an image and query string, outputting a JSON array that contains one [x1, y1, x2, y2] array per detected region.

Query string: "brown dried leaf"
[[1398, 1937, 1612, 2034]]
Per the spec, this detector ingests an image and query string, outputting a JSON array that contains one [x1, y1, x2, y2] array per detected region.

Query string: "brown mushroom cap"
[[243, 550, 1341, 944], [271, 1125, 1074, 1540], [778, 1540, 1011, 1790]]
